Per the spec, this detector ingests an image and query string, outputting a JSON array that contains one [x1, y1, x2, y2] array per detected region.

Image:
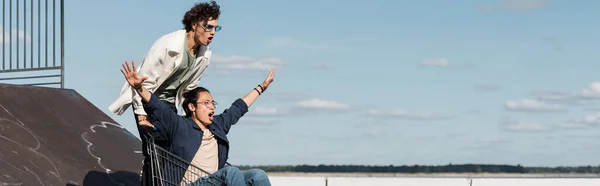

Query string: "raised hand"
[[260, 68, 275, 91], [120, 60, 148, 89]]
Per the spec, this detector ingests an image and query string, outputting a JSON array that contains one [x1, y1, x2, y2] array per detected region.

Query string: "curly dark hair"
[[182, 1, 221, 32]]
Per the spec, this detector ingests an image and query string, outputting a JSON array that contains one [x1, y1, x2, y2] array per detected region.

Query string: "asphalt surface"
[[0, 84, 143, 186]]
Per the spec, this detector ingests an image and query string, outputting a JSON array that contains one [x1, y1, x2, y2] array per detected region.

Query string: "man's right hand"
[[121, 60, 148, 90], [120, 60, 153, 104]]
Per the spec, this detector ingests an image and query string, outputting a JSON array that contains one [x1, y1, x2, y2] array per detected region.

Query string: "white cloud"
[[580, 82, 600, 97], [499, 115, 597, 132], [480, 137, 511, 144], [211, 55, 284, 70], [249, 107, 288, 116], [419, 58, 474, 69], [474, 84, 503, 92], [295, 98, 351, 111], [533, 91, 590, 106], [532, 82, 600, 105], [1, 27, 31, 44], [556, 122, 589, 129], [504, 99, 564, 112], [367, 109, 452, 120], [420, 58, 449, 67], [579, 113, 600, 124], [556, 113, 600, 130], [505, 122, 550, 132], [534, 90, 576, 101], [500, 118, 551, 132]]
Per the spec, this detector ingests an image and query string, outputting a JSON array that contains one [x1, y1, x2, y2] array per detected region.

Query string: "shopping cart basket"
[[145, 135, 226, 186]]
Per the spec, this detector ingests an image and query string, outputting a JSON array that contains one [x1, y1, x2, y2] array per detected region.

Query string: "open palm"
[[261, 68, 275, 90], [120, 61, 148, 89]]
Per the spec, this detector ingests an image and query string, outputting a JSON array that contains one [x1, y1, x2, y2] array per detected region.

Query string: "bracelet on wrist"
[[254, 88, 262, 95], [257, 84, 265, 92]]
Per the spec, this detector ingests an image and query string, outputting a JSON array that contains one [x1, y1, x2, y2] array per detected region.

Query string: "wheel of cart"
[[145, 134, 227, 186]]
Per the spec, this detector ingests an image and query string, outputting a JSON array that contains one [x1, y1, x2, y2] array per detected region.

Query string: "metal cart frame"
[[145, 135, 227, 186]]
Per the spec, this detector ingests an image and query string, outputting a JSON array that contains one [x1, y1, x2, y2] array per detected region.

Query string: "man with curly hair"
[[110, 0, 222, 133], [120, 60, 274, 185], [108, 1, 230, 185]]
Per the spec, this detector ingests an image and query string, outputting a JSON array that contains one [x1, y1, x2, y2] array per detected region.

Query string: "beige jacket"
[[109, 30, 211, 116]]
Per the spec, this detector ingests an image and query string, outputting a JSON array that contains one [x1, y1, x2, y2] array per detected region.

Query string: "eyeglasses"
[[197, 100, 218, 108], [201, 24, 221, 32]]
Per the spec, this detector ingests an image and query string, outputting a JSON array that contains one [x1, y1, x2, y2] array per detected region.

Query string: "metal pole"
[[60, 0, 64, 88], [9, 0, 12, 70], [45, 0, 48, 67], [31, 0, 33, 68], [23, 0, 26, 68], [2, 0, 5, 70], [16, 0, 19, 69], [53, 0, 55, 67], [38, 0, 40, 67]]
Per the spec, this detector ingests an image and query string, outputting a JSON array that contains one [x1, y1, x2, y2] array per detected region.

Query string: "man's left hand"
[[260, 68, 275, 92]]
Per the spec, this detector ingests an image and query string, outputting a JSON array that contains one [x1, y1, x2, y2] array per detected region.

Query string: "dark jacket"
[[142, 93, 248, 181]]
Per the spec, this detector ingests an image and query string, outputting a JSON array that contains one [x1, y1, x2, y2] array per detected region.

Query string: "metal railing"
[[1, 0, 64, 88]]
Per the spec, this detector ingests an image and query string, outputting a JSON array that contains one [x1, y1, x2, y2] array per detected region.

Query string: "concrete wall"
[[268, 176, 600, 186]]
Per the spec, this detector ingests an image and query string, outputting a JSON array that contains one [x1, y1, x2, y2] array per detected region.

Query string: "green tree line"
[[237, 164, 600, 173]]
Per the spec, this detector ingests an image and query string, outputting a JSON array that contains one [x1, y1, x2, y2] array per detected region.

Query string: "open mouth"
[[208, 37, 213, 41], [208, 112, 214, 120]]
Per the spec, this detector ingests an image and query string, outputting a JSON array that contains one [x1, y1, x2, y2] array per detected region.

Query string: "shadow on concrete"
[[66, 170, 141, 186]]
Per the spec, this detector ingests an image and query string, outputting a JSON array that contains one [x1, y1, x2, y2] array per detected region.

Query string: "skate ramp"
[[0, 84, 143, 186]]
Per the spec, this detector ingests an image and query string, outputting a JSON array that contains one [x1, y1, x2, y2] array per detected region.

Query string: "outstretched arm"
[[120, 61, 180, 138], [132, 44, 165, 130], [214, 68, 275, 133], [241, 68, 274, 107], [120, 61, 152, 102]]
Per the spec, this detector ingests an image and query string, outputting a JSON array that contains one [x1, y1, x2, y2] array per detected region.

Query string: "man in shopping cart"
[[120, 61, 273, 186], [108, 1, 223, 185]]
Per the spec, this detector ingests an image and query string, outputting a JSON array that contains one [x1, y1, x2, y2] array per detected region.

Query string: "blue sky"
[[4, 0, 600, 167]]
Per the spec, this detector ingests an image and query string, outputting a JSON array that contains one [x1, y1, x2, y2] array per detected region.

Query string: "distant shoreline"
[[266, 172, 600, 178], [240, 164, 600, 176]]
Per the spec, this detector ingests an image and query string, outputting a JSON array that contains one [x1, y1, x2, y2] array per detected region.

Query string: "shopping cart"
[[145, 135, 226, 186]]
